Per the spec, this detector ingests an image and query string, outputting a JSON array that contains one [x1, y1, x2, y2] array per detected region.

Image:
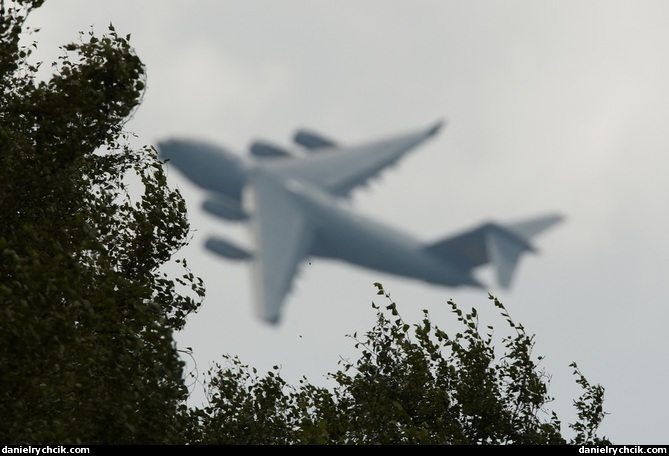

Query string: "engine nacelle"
[[202, 196, 247, 221], [293, 130, 337, 150], [249, 141, 293, 158], [205, 237, 252, 261]]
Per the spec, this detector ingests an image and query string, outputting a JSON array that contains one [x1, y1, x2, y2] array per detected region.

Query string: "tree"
[[191, 284, 610, 445], [0, 0, 203, 443]]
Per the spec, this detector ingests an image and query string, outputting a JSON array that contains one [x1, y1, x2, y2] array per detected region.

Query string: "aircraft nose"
[[156, 140, 198, 171], [156, 140, 180, 161]]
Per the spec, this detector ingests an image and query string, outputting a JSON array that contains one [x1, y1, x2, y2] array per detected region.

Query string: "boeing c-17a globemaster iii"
[[157, 120, 562, 324]]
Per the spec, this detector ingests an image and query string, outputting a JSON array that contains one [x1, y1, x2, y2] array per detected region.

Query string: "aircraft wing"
[[263, 121, 443, 197], [244, 170, 313, 324]]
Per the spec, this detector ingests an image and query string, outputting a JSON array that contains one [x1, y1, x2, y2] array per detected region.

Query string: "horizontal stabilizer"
[[205, 237, 252, 260], [293, 130, 338, 150], [202, 196, 247, 221], [250, 141, 293, 158], [426, 214, 562, 288], [506, 214, 564, 239]]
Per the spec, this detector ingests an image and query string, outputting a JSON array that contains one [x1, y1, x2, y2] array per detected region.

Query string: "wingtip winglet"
[[427, 119, 446, 137]]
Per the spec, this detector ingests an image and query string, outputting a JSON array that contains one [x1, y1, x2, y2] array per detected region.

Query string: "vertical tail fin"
[[492, 214, 564, 288]]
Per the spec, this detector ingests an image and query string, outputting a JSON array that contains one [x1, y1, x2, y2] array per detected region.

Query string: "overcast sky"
[[27, 0, 669, 444]]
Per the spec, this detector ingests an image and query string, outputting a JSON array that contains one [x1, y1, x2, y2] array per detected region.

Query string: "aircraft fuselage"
[[282, 178, 482, 288]]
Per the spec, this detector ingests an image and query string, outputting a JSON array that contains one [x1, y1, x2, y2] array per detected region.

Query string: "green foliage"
[[184, 357, 303, 444], [193, 284, 610, 444], [0, 0, 203, 443], [569, 362, 609, 445]]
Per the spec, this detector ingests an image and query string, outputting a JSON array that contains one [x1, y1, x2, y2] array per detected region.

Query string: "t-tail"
[[425, 214, 564, 289]]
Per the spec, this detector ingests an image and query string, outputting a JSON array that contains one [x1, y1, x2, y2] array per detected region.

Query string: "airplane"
[[157, 120, 562, 324]]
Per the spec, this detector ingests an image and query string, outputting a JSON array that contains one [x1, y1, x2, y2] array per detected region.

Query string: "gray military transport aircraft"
[[157, 121, 562, 324]]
